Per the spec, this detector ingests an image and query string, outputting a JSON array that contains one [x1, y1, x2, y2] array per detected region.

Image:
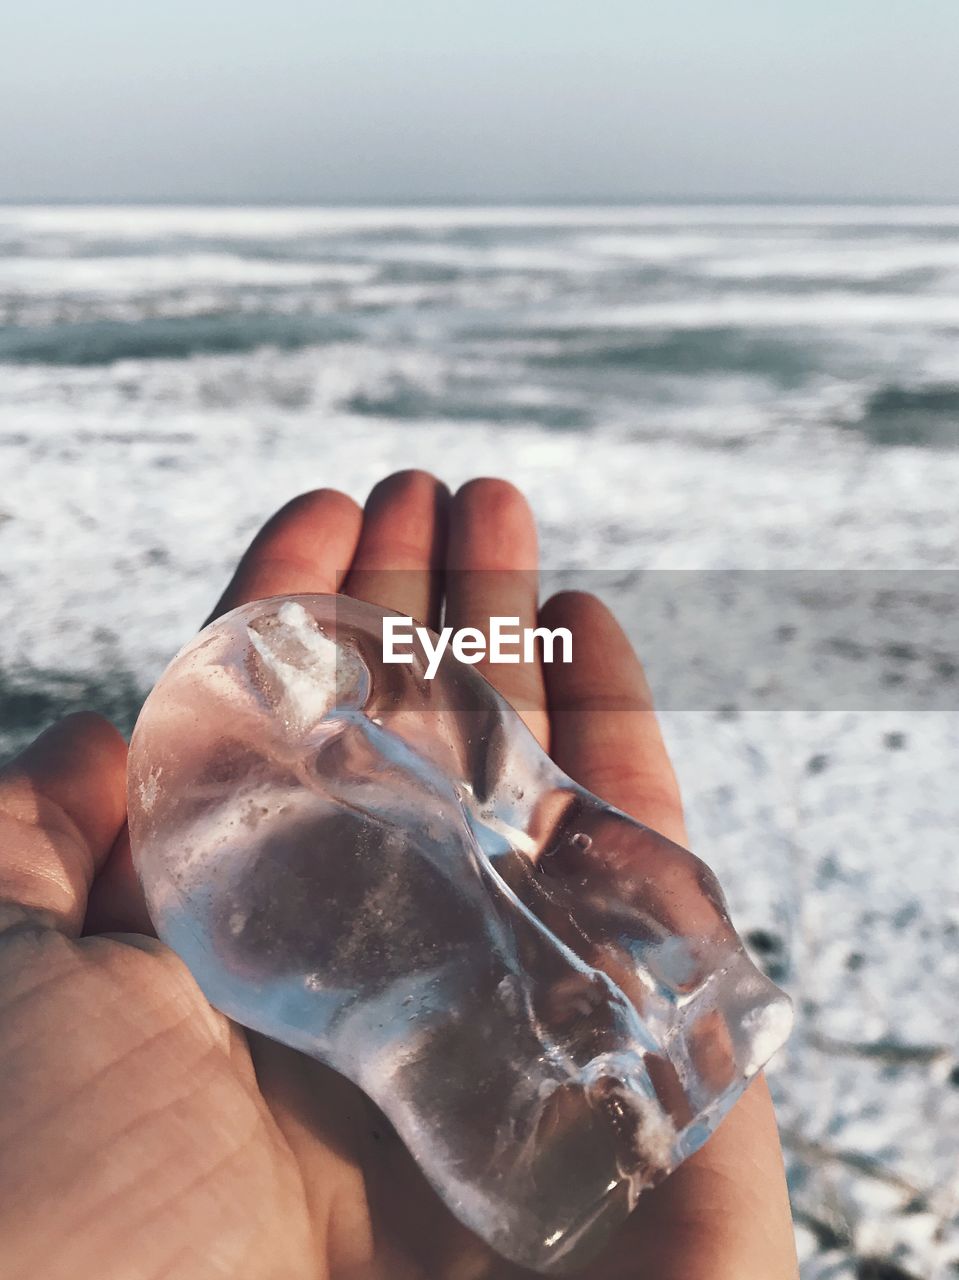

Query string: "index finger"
[[86, 488, 364, 935], [206, 488, 363, 622]]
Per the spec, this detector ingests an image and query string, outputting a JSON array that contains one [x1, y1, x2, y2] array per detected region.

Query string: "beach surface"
[[1, 203, 957, 1278]]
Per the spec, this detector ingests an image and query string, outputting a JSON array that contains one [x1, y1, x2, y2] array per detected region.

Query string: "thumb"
[[0, 713, 128, 937]]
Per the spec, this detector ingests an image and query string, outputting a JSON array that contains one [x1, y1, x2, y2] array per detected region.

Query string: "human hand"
[[0, 472, 798, 1279]]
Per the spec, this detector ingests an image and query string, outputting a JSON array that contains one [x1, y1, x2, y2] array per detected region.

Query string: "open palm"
[[0, 473, 797, 1280]]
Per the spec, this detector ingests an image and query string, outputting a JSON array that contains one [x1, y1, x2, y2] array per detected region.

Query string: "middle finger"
[[444, 478, 549, 749]]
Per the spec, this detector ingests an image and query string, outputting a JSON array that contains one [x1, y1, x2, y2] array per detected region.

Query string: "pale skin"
[[0, 472, 798, 1280]]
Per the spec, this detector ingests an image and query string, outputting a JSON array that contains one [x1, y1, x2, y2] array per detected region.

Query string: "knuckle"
[[549, 688, 651, 714], [456, 476, 527, 523], [586, 759, 684, 819], [541, 589, 607, 628], [58, 711, 127, 759], [281, 487, 360, 525], [369, 469, 444, 507]]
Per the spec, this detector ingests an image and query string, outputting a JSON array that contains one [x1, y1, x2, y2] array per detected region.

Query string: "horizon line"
[[2, 194, 959, 209]]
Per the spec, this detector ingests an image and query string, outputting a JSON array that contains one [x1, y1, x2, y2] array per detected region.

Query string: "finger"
[[589, 1075, 797, 1280], [444, 478, 549, 747], [539, 590, 686, 843], [206, 488, 363, 624], [343, 470, 449, 628], [0, 713, 128, 936], [84, 827, 154, 937], [539, 595, 796, 1279]]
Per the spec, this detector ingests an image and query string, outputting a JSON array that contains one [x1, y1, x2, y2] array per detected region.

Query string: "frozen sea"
[[0, 203, 957, 1278]]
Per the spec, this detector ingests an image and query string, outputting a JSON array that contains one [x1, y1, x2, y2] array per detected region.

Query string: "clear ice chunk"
[[127, 594, 792, 1273]]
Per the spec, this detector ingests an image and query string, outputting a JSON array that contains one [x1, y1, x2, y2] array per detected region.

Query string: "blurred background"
[[1, 4, 957, 1277]]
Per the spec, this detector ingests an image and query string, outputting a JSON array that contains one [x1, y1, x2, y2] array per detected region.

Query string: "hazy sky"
[[2, 1, 957, 202]]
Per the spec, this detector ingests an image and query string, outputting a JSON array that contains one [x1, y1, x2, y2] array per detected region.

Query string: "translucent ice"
[[127, 595, 792, 1273]]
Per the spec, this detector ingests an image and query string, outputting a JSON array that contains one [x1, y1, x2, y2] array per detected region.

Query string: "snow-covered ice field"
[[0, 204, 957, 1277]]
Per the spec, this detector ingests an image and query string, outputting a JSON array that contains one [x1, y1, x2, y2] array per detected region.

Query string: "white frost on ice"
[[740, 995, 795, 1076], [247, 601, 346, 730], [138, 766, 162, 814]]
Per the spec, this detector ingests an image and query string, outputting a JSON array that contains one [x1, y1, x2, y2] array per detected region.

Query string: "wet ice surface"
[[0, 205, 957, 1276], [127, 594, 791, 1273]]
